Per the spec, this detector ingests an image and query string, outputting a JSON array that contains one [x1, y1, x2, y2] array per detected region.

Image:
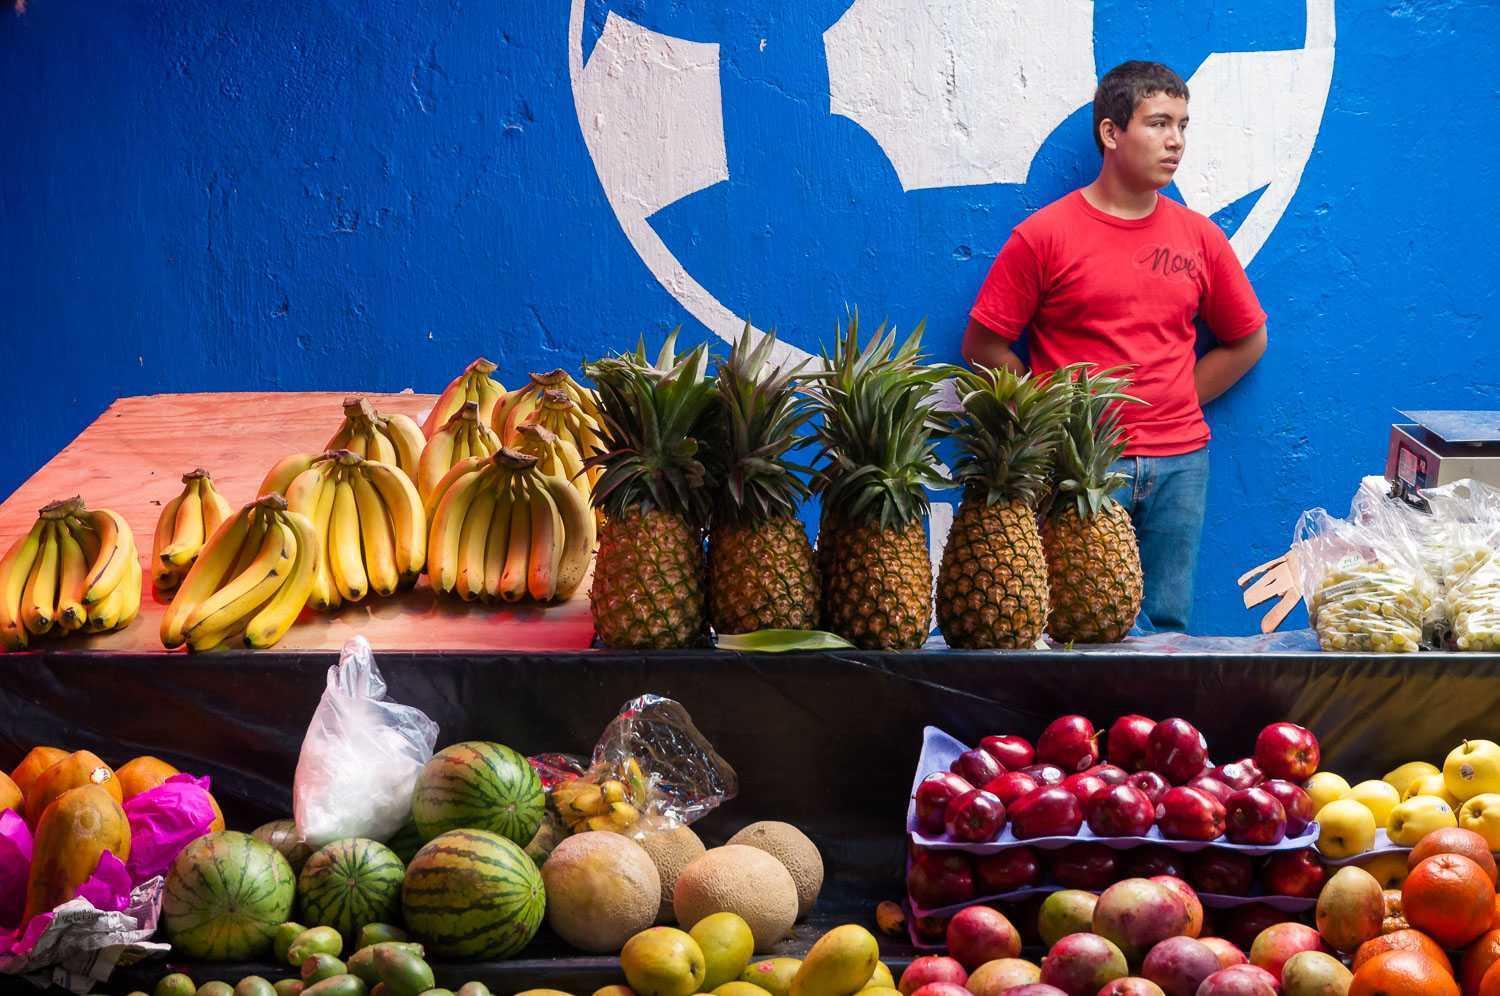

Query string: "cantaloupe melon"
[[639, 825, 706, 923], [726, 821, 823, 919], [541, 831, 660, 953], [673, 845, 798, 951]]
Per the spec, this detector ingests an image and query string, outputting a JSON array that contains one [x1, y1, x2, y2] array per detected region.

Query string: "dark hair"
[[1092, 61, 1189, 154]]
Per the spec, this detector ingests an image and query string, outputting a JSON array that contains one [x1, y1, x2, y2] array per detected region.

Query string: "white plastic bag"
[[293, 636, 439, 847]]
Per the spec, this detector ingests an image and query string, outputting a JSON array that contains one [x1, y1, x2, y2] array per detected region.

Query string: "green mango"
[[302, 955, 349, 986], [235, 979, 278, 996], [275, 923, 309, 965], [302, 977, 370, 996], [288, 926, 344, 965], [357, 924, 409, 949], [197, 984, 235, 996], [156, 975, 197, 996], [349, 942, 427, 986], [455, 985, 492, 996], [274, 982, 305, 996], [373, 946, 435, 996]]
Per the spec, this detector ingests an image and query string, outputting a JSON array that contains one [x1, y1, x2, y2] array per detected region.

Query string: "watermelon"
[[385, 818, 425, 865], [252, 818, 315, 875], [401, 829, 545, 959], [298, 838, 405, 942], [163, 831, 296, 960], [411, 742, 543, 846]]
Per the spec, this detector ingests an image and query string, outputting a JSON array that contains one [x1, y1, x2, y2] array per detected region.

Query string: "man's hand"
[[961, 318, 1026, 373], [1195, 326, 1267, 404]]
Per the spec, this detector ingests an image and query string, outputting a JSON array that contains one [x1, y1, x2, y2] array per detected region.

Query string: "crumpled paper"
[[124, 774, 218, 885]]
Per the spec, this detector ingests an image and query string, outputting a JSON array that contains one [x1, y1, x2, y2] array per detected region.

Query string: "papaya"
[[23, 784, 131, 922], [116, 756, 180, 800], [0, 771, 20, 814], [10, 746, 68, 798], [24, 750, 121, 828]]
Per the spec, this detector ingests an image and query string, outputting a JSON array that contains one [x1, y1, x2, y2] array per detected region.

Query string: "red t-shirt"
[[969, 190, 1266, 456]]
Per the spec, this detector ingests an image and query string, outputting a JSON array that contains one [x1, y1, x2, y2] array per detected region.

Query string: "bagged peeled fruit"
[[1295, 507, 1433, 653]]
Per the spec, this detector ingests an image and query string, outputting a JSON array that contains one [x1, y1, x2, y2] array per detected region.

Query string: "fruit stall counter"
[[0, 392, 596, 652]]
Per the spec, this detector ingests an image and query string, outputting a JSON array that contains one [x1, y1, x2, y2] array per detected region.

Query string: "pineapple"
[[809, 313, 949, 650], [708, 325, 820, 634], [1041, 367, 1145, 643], [937, 366, 1074, 649], [584, 333, 718, 648]]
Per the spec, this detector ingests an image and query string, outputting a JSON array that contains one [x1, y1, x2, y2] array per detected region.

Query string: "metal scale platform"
[[1386, 410, 1500, 491]]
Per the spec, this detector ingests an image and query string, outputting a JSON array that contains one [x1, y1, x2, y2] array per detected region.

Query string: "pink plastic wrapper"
[[123, 774, 218, 886], [0, 811, 33, 930]]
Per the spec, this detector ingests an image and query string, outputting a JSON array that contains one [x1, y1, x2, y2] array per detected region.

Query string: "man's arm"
[[1195, 326, 1267, 404], [961, 318, 1026, 374]]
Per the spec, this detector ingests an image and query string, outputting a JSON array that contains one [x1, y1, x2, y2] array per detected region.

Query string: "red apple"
[[1224, 787, 1287, 845], [945, 905, 1022, 970], [1187, 850, 1253, 896], [1089, 763, 1132, 786], [951, 747, 1005, 787], [1248, 921, 1325, 982], [985, 770, 1041, 807], [1128, 770, 1170, 804], [1144, 719, 1209, 784], [1062, 772, 1109, 806], [899, 955, 968, 996], [907, 849, 975, 908], [1150, 875, 1204, 938], [976, 846, 1041, 893], [1092, 878, 1192, 964], [1037, 715, 1100, 773], [1124, 847, 1189, 880], [909, 985, 970, 996], [1260, 849, 1326, 898], [1185, 775, 1233, 805], [1259, 779, 1314, 836], [945, 788, 1007, 843], [1039, 932, 1128, 995], [1252, 722, 1320, 782], [980, 733, 1035, 770], [1051, 843, 1119, 891], [1107, 714, 1157, 771], [915, 771, 974, 835], [1210, 758, 1264, 791], [1156, 786, 1226, 841], [1098, 981, 1166, 996], [1198, 936, 1248, 969], [1010, 786, 1084, 839], [1141, 936, 1220, 996], [1194, 965, 1277, 996], [1023, 762, 1067, 786], [1087, 784, 1157, 837]]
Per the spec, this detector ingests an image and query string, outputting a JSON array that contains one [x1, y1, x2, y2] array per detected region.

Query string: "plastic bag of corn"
[[1295, 507, 1433, 653]]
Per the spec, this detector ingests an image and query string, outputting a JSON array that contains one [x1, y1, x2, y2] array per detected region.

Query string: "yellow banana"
[[200, 475, 233, 536], [80, 509, 134, 606], [498, 476, 533, 603], [259, 452, 318, 497], [482, 478, 515, 601], [186, 515, 293, 651], [365, 424, 398, 468], [244, 508, 318, 648], [423, 455, 488, 522], [1, 521, 45, 649], [351, 469, 399, 596], [525, 481, 562, 602], [345, 430, 368, 458], [20, 521, 59, 636], [381, 412, 426, 480], [226, 508, 270, 583], [115, 554, 143, 629], [452, 423, 471, 464], [54, 522, 89, 631], [151, 489, 187, 592], [423, 357, 503, 437], [86, 543, 141, 633], [496, 384, 545, 443], [161, 503, 254, 648], [305, 470, 341, 611], [328, 472, 368, 602], [160, 476, 204, 568], [544, 471, 597, 600], [427, 466, 487, 594], [417, 406, 463, 501], [362, 460, 426, 582], [455, 479, 499, 602]]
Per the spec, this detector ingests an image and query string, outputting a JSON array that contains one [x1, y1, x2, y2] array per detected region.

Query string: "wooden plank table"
[[0, 393, 597, 652]]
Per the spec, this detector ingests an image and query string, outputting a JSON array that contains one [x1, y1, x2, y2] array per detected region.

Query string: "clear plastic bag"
[[293, 636, 439, 847], [530, 695, 737, 855], [1294, 507, 1434, 653]]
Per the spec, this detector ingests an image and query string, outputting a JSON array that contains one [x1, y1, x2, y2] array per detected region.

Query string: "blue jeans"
[[1108, 448, 1210, 633]]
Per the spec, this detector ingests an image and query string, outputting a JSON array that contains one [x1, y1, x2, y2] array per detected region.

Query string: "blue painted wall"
[[1, 1, 1496, 636]]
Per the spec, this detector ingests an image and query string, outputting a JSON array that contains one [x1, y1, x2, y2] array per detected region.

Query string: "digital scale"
[[1386, 410, 1500, 491]]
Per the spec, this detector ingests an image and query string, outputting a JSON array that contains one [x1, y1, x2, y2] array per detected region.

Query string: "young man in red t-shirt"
[[963, 61, 1268, 633]]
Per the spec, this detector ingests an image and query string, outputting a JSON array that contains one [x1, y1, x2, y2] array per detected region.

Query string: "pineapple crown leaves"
[[583, 328, 720, 526], [806, 310, 951, 530], [1049, 364, 1147, 521], [713, 322, 817, 524], [946, 364, 1075, 509]]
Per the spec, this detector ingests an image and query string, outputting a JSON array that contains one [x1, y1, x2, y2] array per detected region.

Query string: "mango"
[[789, 925, 880, 996], [373, 945, 435, 996], [1315, 865, 1384, 952], [288, 926, 344, 964], [357, 924, 409, 950], [349, 943, 426, 986], [275, 982, 305, 996], [303, 955, 349, 985], [740, 959, 802, 996], [156, 974, 196, 996], [689, 913, 754, 990], [275, 923, 309, 965], [302, 977, 369, 996], [235, 979, 277, 996], [620, 926, 706, 996]]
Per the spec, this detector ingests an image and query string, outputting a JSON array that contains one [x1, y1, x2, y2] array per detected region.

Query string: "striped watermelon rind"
[[298, 837, 405, 941], [401, 828, 545, 959], [163, 831, 296, 960], [385, 818, 425, 865], [411, 742, 544, 846]]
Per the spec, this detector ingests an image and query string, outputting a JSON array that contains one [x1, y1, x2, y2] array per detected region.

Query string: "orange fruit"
[[115, 756, 180, 801], [1482, 958, 1500, 996], [1349, 949, 1459, 996], [1353, 929, 1452, 975], [1491, 893, 1500, 931], [1409, 827, 1499, 884], [1463, 929, 1500, 995], [9, 746, 67, 798], [0, 772, 19, 814], [1404, 853, 1496, 949]]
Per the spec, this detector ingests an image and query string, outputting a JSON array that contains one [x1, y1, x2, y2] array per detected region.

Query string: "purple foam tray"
[[908, 725, 1320, 856]]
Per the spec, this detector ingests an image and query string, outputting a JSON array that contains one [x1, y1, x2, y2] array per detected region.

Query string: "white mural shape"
[[823, 0, 1097, 190]]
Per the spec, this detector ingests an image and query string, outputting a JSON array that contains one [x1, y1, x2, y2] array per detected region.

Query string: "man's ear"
[[1099, 118, 1120, 152]]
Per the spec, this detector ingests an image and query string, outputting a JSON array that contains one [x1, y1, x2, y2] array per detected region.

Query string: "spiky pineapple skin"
[[591, 507, 705, 648], [820, 518, 932, 650], [708, 516, 819, 634], [1042, 503, 1143, 644], [937, 496, 1050, 650]]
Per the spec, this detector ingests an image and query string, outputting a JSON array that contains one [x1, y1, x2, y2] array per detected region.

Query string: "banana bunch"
[[286, 451, 427, 609], [259, 452, 319, 499], [151, 469, 233, 593], [422, 357, 506, 438], [0, 498, 142, 649], [326, 397, 426, 481], [425, 448, 597, 603], [493, 370, 603, 446], [512, 424, 594, 516], [551, 758, 649, 834], [160, 494, 318, 652], [416, 402, 502, 502]]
